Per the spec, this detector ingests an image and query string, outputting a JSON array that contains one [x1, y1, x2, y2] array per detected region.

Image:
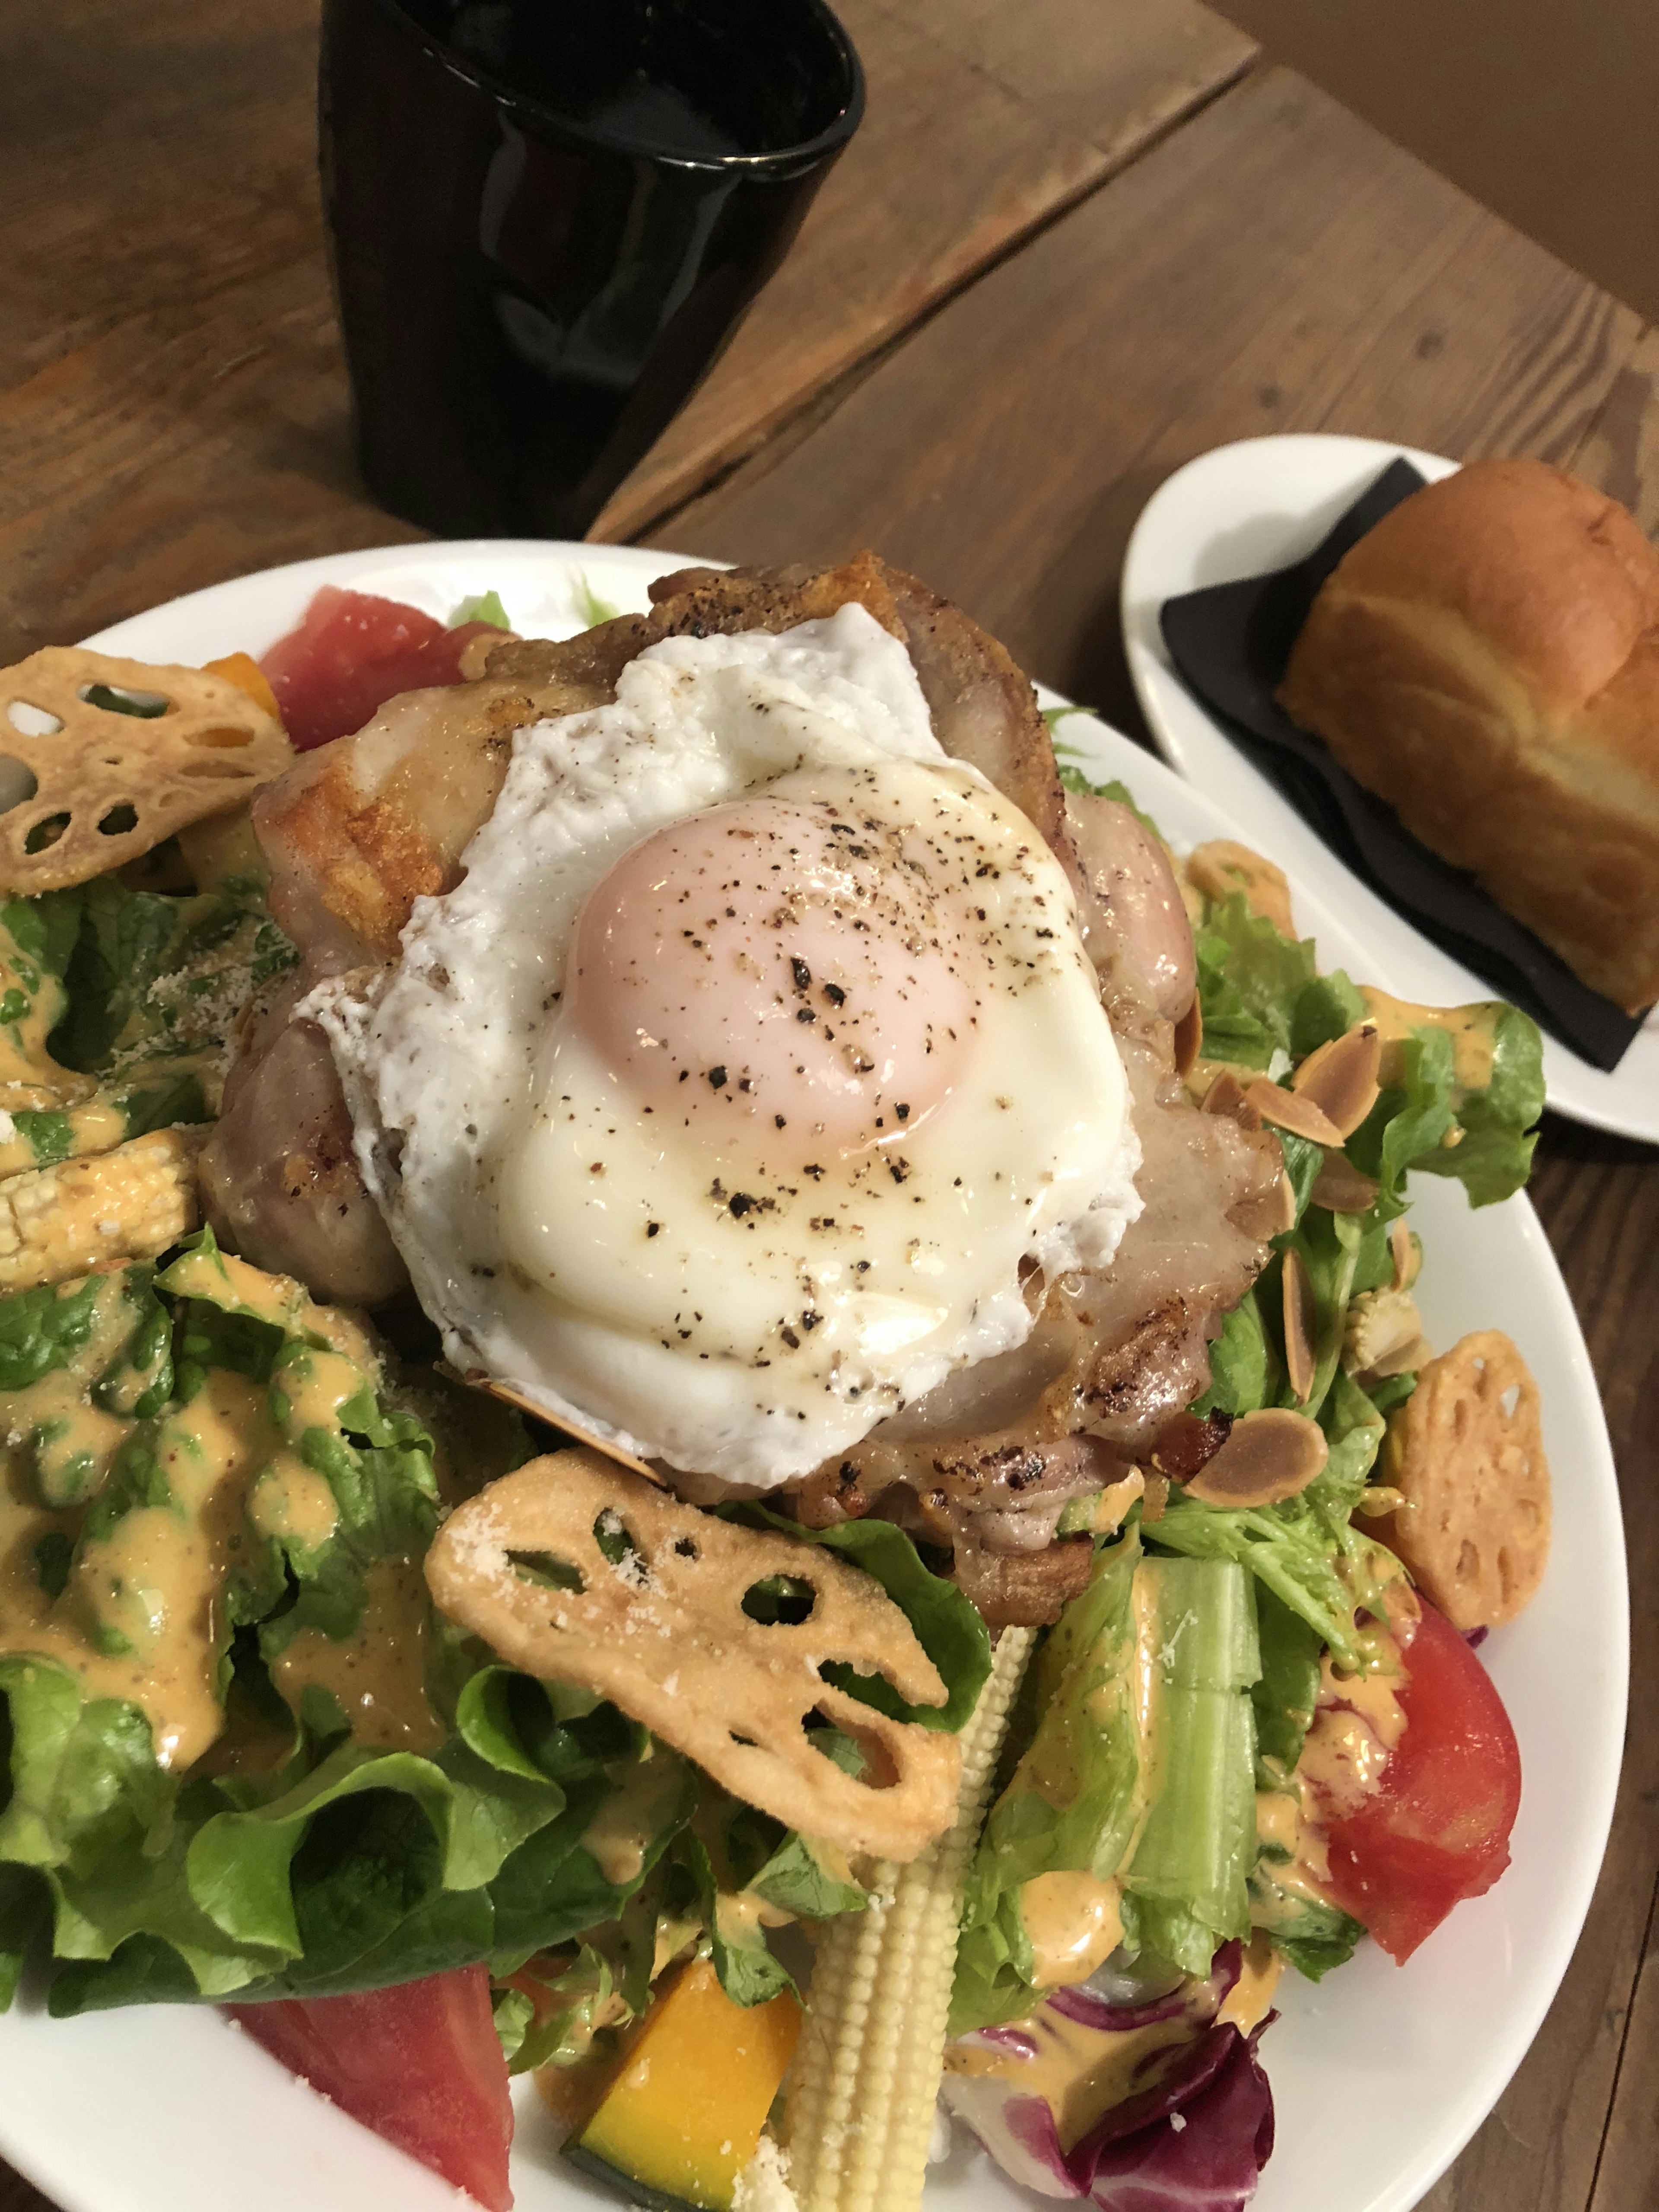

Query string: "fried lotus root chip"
[[1379, 1328, 1551, 1629], [0, 647, 292, 892], [427, 1450, 962, 1860]]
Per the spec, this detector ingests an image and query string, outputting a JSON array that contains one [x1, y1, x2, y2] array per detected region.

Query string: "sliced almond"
[[1203, 1069, 1262, 1131], [1181, 1408, 1328, 1509], [1173, 994, 1203, 1078], [1309, 1150, 1381, 1213], [1389, 1217, 1420, 1293], [1281, 1249, 1317, 1403], [1243, 1077, 1344, 1147], [1290, 1025, 1382, 1140]]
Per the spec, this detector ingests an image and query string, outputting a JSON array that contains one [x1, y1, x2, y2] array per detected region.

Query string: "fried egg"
[[313, 604, 1139, 1487]]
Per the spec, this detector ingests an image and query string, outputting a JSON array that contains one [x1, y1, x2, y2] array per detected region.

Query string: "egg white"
[[311, 605, 1140, 1487]]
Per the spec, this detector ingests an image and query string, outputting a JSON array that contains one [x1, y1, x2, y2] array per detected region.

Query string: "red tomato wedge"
[[259, 585, 499, 752], [1323, 1599, 1522, 1962], [227, 1965, 514, 2208]]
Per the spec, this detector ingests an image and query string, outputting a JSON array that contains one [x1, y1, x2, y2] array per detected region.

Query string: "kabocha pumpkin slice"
[[566, 1959, 802, 2212]]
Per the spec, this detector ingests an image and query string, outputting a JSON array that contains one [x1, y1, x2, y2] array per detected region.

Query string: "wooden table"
[[2, 4, 1655, 2208]]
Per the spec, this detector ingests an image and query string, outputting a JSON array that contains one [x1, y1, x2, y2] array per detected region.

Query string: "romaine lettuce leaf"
[[1, 1247, 950, 2018], [0, 875, 295, 1174], [1119, 1557, 1260, 1978], [953, 1529, 1142, 2031], [954, 1538, 1261, 2023], [1249, 1588, 1323, 1780], [1247, 1868, 1364, 1981]]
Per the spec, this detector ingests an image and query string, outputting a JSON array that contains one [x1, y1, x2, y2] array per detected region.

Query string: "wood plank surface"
[[664, 65, 1643, 727], [0, 0, 1252, 664], [593, 0, 1256, 538], [664, 66, 1659, 2212]]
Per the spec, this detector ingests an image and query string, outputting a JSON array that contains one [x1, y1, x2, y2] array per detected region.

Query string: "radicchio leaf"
[[1080, 2018, 1276, 2212], [944, 2073, 1082, 2199]]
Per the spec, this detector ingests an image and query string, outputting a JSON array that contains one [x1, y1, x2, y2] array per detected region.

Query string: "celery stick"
[[1121, 1557, 1260, 1977]]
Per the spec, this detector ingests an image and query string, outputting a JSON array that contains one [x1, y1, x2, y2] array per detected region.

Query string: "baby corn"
[[783, 1626, 1038, 2212], [0, 1126, 203, 1291]]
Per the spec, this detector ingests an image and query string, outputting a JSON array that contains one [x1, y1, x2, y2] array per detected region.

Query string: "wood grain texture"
[[0, 0, 417, 666], [666, 68, 1659, 2211], [0, 0, 1252, 664], [591, 0, 1256, 539], [1572, 323, 1659, 536], [667, 66, 1644, 746]]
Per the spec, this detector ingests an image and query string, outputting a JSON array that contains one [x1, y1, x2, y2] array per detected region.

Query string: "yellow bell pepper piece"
[[202, 651, 283, 725], [575, 1958, 802, 2211]]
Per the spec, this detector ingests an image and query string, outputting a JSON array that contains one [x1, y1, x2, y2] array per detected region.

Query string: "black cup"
[[319, 0, 864, 539]]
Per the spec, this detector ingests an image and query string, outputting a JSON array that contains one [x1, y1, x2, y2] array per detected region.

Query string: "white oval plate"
[[0, 545, 1625, 2212], [1119, 431, 1659, 1143]]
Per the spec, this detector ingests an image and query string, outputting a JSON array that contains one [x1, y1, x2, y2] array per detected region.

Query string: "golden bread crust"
[[1278, 457, 1659, 1011]]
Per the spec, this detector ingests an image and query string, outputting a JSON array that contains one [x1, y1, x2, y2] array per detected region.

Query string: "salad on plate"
[[0, 557, 1552, 2212]]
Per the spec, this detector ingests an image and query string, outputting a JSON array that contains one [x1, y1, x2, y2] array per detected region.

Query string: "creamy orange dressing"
[[945, 2004, 1194, 2153], [1359, 988, 1499, 1094], [1297, 1653, 1407, 1821], [0, 1369, 275, 1767], [0, 1238, 456, 1785], [0, 1273, 139, 1449], [0, 922, 94, 1116], [273, 1554, 445, 1752], [12, 1370, 131, 1504], [585, 1757, 699, 1887], [248, 1456, 340, 1549], [277, 1346, 372, 1433], [162, 1245, 307, 1331], [1218, 1932, 1283, 2032], [1020, 1871, 1125, 1988]]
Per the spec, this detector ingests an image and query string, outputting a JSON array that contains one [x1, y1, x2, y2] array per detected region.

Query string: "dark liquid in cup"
[[321, 0, 861, 538]]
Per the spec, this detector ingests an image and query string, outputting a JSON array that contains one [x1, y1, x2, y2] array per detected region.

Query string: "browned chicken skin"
[[204, 553, 1278, 1622]]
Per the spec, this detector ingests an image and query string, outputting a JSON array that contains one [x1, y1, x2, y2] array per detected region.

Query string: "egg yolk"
[[566, 791, 976, 1162]]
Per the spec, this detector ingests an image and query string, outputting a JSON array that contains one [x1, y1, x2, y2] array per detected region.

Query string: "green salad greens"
[[0, 1233, 988, 2038], [0, 872, 295, 1176], [952, 771, 1544, 2032]]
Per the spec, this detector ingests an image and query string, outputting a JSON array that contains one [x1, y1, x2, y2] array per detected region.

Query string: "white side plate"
[[0, 545, 1624, 2212], [1119, 431, 1659, 1142]]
